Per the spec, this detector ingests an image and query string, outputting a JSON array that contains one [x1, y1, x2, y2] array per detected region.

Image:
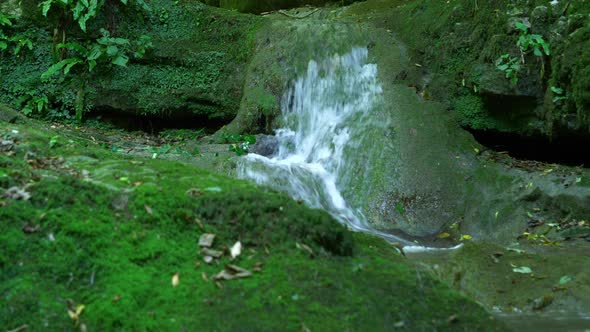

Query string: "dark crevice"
[[87, 108, 228, 134], [470, 129, 590, 167]]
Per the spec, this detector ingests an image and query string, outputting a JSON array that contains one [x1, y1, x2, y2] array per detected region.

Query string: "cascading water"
[[237, 47, 443, 250]]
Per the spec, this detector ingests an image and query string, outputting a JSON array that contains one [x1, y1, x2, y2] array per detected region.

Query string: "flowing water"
[[237, 47, 440, 250]]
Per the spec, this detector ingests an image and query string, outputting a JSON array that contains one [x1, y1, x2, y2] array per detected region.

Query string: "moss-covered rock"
[[343, 0, 590, 139], [0, 119, 504, 331], [90, 1, 262, 125], [0, 1, 263, 127]]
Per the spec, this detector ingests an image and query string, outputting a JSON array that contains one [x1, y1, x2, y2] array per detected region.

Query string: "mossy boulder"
[[343, 0, 590, 139]]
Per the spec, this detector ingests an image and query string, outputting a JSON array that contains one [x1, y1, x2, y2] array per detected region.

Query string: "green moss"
[[0, 120, 504, 331], [454, 95, 490, 130], [345, 0, 590, 137]]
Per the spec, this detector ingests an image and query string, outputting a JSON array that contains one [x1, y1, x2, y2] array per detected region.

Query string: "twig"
[[6, 325, 29, 332], [562, 0, 572, 16]]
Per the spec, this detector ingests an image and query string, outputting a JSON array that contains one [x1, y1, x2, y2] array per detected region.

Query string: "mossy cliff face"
[[345, 0, 590, 139], [0, 1, 262, 126], [93, 1, 261, 124], [0, 119, 504, 331]]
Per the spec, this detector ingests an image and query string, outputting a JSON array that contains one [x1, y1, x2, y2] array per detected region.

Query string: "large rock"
[[223, 1, 590, 244], [89, 1, 262, 126]]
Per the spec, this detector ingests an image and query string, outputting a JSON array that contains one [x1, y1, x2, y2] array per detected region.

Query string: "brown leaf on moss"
[[172, 273, 180, 287], [144, 205, 153, 215], [199, 233, 215, 248]]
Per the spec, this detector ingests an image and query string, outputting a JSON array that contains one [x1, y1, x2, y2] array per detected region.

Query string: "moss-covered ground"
[[0, 119, 504, 331]]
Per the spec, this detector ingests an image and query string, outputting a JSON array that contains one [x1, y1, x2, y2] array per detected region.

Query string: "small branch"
[[562, 0, 572, 16], [6, 325, 29, 332]]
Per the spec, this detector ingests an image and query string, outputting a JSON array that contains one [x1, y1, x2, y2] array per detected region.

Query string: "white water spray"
[[237, 47, 457, 251]]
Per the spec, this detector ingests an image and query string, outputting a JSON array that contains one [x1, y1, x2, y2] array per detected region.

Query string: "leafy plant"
[[495, 54, 521, 85], [40, 0, 150, 32], [550, 86, 567, 103], [40, 29, 151, 121], [515, 22, 550, 58], [17, 91, 50, 116], [0, 13, 33, 56], [41, 29, 151, 81], [222, 133, 256, 156], [496, 22, 551, 85]]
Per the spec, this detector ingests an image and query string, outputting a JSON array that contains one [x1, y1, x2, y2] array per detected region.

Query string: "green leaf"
[[64, 59, 81, 74], [559, 275, 572, 285], [88, 59, 97, 72], [513, 266, 532, 274], [111, 37, 130, 46], [0, 16, 12, 26], [57, 42, 88, 55], [514, 21, 528, 32], [551, 86, 564, 94], [87, 45, 103, 61], [533, 47, 542, 57], [37, 100, 45, 113], [542, 43, 551, 56], [111, 54, 129, 66], [41, 0, 53, 17], [106, 45, 119, 56], [0, 41, 7, 51], [497, 64, 509, 71], [41, 60, 69, 81]]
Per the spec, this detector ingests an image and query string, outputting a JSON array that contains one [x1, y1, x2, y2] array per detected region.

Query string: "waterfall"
[[237, 47, 440, 250]]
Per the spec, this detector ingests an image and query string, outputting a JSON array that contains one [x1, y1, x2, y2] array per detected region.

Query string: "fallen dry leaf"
[[296, 242, 314, 256], [213, 265, 253, 281], [22, 224, 41, 234], [185, 188, 203, 197], [230, 241, 242, 259], [144, 205, 153, 215], [67, 304, 85, 326], [201, 272, 209, 281], [194, 217, 205, 230], [2, 186, 31, 200], [199, 233, 215, 248], [172, 273, 180, 287], [201, 248, 223, 258]]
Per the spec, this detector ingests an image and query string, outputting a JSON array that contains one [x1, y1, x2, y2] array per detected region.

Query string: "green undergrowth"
[[1, 120, 503, 331]]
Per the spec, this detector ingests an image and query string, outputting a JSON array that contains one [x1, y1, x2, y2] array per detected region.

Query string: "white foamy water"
[[237, 47, 455, 250]]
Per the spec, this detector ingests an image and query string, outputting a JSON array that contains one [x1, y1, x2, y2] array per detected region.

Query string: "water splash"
[[237, 47, 452, 249]]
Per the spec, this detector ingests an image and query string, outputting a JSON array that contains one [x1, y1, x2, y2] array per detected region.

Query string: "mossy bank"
[[0, 118, 504, 331]]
